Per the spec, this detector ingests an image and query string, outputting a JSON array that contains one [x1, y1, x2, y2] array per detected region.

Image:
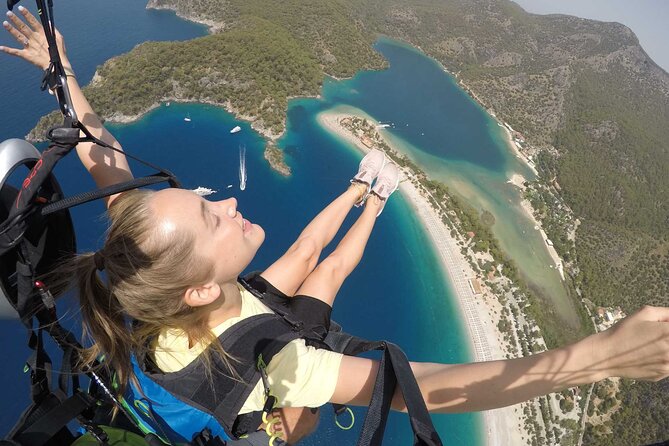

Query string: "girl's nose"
[[225, 197, 238, 217]]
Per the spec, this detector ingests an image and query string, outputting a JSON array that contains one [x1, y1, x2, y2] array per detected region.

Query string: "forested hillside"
[[31, 0, 385, 139], [351, 0, 669, 312]]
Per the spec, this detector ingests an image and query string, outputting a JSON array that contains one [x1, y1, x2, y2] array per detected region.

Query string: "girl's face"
[[150, 188, 265, 283]]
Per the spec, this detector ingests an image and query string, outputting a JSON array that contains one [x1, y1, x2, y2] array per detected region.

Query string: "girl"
[[4, 7, 669, 445]]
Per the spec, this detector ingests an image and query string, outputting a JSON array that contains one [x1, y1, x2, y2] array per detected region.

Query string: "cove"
[[306, 36, 579, 327]]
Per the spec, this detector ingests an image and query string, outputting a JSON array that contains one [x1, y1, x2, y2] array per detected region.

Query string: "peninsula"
[[319, 110, 528, 445]]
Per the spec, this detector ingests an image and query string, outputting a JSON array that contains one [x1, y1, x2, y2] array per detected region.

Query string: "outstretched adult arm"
[[1, 7, 132, 207], [332, 306, 669, 412]]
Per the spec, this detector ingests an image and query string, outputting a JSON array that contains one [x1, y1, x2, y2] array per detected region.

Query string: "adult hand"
[[596, 305, 669, 381], [1, 6, 69, 70]]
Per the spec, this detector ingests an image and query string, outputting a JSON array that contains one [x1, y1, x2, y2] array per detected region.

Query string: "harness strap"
[[137, 313, 300, 440], [10, 391, 95, 446], [239, 275, 442, 445], [323, 332, 443, 446], [41, 173, 179, 216], [215, 314, 300, 433]]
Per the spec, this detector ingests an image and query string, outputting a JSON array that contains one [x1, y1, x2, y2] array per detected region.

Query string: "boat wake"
[[239, 144, 247, 191]]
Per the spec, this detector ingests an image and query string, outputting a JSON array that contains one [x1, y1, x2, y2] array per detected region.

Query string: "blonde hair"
[[53, 189, 231, 396]]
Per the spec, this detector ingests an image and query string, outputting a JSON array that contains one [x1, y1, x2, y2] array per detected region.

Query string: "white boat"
[[166, 102, 171, 107], [184, 114, 191, 122], [226, 184, 233, 189], [230, 126, 241, 134], [191, 186, 216, 197]]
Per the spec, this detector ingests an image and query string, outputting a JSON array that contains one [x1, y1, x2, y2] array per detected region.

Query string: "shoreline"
[[104, 98, 281, 141], [317, 110, 527, 446], [499, 124, 539, 177], [505, 174, 565, 281]]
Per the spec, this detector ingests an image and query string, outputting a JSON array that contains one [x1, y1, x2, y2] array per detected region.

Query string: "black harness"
[[130, 274, 444, 445]]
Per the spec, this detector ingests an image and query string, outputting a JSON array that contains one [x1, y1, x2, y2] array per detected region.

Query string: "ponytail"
[[76, 251, 134, 395], [48, 189, 237, 399]]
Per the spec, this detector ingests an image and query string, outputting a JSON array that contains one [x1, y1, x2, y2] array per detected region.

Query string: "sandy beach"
[[317, 110, 528, 446], [499, 125, 539, 177]]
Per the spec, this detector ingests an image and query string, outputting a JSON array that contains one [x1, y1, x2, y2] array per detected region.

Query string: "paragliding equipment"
[[0, 0, 183, 444]]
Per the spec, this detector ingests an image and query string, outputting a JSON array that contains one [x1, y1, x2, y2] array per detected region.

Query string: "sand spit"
[[317, 110, 527, 446]]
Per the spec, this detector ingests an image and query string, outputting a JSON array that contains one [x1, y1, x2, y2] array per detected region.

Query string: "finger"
[[0, 45, 22, 57], [17, 5, 42, 33], [6, 10, 32, 38], [2, 20, 29, 46], [638, 305, 669, 322]]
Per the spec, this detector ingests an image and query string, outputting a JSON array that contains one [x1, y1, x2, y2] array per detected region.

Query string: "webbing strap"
[[138, 313, 299, 438], [372, 346, 440, 446], [26, 329, 53, 405], [324, 332, 443, 446], [14, 391, 96, 446], [239, 274, 441, 445], [41, 173, 177, 215]]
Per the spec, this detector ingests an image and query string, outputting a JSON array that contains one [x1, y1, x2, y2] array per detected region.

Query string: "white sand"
[[500, 125, 539, 176], [506, 173, 527, 190], [317, 110, 527, 446]]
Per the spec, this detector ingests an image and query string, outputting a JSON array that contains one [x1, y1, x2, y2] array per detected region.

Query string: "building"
[[361, 136, 374, 148]]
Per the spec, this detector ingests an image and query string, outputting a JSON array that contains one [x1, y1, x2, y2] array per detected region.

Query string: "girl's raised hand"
[[1, 5, 68, 70]]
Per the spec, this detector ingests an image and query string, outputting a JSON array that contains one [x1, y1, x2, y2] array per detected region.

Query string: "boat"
[[184, 114, 191, 122], [191, 186, 216, 197], [166, 101, 171, 107], [230, 126, 241, 134], [226, 184, 233, 189]]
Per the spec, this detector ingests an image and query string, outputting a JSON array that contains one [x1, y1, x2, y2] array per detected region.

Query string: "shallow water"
[[311, 37, 578, 326]]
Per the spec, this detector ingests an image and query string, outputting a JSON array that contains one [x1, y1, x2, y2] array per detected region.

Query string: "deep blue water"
[[0, 4, 482, 445], [320, 39, 507, 172]]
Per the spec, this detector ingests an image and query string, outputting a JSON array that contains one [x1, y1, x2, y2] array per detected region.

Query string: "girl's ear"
[[184, 282, 222, 307]]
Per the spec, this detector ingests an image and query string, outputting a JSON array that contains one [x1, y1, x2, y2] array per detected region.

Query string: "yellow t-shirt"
[[153, 285, 343, 414]]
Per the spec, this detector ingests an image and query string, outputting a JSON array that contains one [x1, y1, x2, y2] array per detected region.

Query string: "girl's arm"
[[2, 7, 132, 207], [332, 306, 669, 412]]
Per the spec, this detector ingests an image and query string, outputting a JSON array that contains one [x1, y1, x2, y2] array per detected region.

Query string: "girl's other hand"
[[597, 305, 669, 382], [1, 6, 68, 70]]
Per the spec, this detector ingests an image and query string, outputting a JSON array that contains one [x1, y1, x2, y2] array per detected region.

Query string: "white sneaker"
[[370, 162, 399, 216], [351, 149, 386, 189]]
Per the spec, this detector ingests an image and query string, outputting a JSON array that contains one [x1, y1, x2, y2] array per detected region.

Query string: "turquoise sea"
[[314, 38, 577, 326], [0, 2, 568, 445]]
